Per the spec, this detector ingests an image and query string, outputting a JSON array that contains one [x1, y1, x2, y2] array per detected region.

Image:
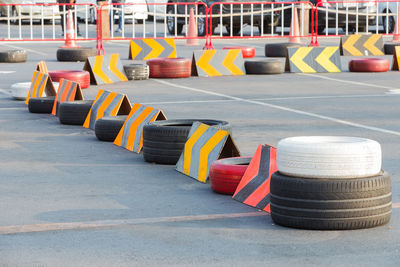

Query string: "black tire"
[[244, 60, 284, 74], [58, 100, 94, 125], [28, 97, 55, 114], [95, 115, 128, 142], [384, 43, 400, 55], [167, 6, 183, 35], [0, 49, 27, 63], [270, 171, 392, 230], [143, 119, 232, 165], [265, 42, 303, 57], [123, 64, 149, 80], [56, 47, 98, 62], [382, 10, 395, 34]]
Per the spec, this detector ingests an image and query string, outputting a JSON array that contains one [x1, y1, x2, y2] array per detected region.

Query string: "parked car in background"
[[0, 0, 59, 24], [146, 0, 168, 17]]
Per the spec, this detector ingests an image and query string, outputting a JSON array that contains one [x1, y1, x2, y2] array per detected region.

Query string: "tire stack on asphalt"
[[270, 136, 392, 230], [349, 58, 390, 72], [244, 59, 285, 75], [123, 64, 150, 80], [58, 100, 94, 125], [94, 115, 128, 141], [56, 47, 97, 62], [49, 70, 91, 89], [383, 43, 400, 55], [0, 50, 27, 63], [28, 96, 56, 113], [146, 58, 191, 78]]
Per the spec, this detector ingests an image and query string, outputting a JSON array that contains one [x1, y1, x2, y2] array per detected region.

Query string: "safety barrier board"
[[36, 61, 48, 75], [233, 144, 277, 213], [287, 47, 342, 73], [51, 78, 83, 115], [176, 122, 240, 183], [83, 54, 128, 85], [192, 49, 245, 77], [83, 90, 131, 130], [129, 38, 177, 60], [25, 71, 56, 104], [340, 34, 384, 56], [392, 46, 400, 70], [114, 103, 167, 153]]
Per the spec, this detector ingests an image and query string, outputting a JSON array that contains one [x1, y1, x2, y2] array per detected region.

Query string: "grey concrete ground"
[[0, 37, 399, 266]]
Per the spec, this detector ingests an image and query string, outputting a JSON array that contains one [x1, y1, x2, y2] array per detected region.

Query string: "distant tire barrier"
[[49, 70, 90, 89], [244, 60, 284, 74], [222, 46, 255, 58], [0, 49, 27, 63], [277, 136, 381, 179], [265, 43, 302, 57], [95, 115, 128, 142], [143, 119, 232, 165], [270, 171, 392, 230], [59, 100, 94, 125], [209, 157, 251, 195], [384, 43, 400, 55], [28, 96, 55, 114], [123, 64, 149, 80], [56, 47, 98, 62], [349, 58, 390, 72], [147, 58, 191, 78]]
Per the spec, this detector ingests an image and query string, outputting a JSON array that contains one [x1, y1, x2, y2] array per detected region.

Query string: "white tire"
[[277, 136, 381, 179], [11, 82, 59, 101]]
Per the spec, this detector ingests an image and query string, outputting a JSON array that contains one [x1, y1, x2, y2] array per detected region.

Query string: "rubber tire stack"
[[123, 64, 149, 80], [59, 100, 94, 125], [147, 58, 191, 78], [384, 43, 400, 55], [56, 47, 98, 62], [143, 119, 232, 165], [222, 46, 255, 58], [244, 60, 284, 74], [0, 49, 27, 63], [209, 157, 251, 195], [265, 43, 302, 57], [49, 70, 91, 89], [271, 136, 391, 230], [95, 115, 128, 142], [28, 97, 55, 113], [349, 58, 390, 72]]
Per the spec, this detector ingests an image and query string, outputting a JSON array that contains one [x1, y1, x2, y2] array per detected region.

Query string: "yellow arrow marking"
[[315, 47, 341, 73], [183, 124, 209, 175], [363, 34, 384, 56], [196, 50, 221, 76], [130, 40, 142, 60], [114, 103, 142, 147], [93, 56, 113, 84], [83, 90, 104, 128], [109, 54, 128, 81], [222, 49, 244, 75], [290, 47, 316, 73], [165, 38, 177, 58], [343, 35, 363, 56], [95, 93, 118, 121], [144, 39, 164, 60]]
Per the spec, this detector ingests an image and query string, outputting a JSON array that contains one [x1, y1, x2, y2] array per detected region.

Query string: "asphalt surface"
[[0, 36, 399, 266]]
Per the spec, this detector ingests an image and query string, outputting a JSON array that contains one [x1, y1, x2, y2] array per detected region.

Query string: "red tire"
[[146, 58, 191, 78], [209, 157, 252, 195], [349, 58, 390, 72], [49, 70, 90, 89], [223, 46, 255, 58]]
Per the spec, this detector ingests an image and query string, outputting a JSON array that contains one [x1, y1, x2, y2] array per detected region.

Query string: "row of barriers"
[[0, 2, 399, 51]]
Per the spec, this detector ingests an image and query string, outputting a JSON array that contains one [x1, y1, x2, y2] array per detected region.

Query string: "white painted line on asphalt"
[[0, 71, 15, 74], [153, 79, 400, 137], [0, 44, 47, 56], [0, 107, 25, 110], [0, 89, 11, 96]]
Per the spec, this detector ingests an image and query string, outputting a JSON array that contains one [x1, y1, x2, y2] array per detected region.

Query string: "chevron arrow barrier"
[[36, 61, 48, 75], [287, 47, 341, 73], [129, 38, 177, 60], [83, 54, 128, 85], [233, 144, 277, 213], [176, 122, 241, 183], [191, 49, 246, 77], [83, 90, 131, 130], [51, 78, 83, 116], [25, 71, 56, 104], [114, 103, 167, 153], [392, 46, 400, 70], [340, 34, 384, 56]]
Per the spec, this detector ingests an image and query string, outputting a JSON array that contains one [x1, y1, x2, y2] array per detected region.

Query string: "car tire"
[[382, 11, 395, 34], [244, 60, 284, 74], [209, 157, 251, 195], [0, 49, 27, 63], [143, 119, 232, 165], [28, 97, 55, 114], [349, 58, 390, 72], [58, 100, 94, 125], [94, 115, 128, 142], [167, 6, 183, 35], [270, 171, 392, 230], [265, 43, 303, 57], [48, 70, 90, 89], [384, 43, 400, 55], [147, 58, 191, 78], [123, 64, 149, 80], [56, 47, 98, 62], [223, 46, 255, 58]]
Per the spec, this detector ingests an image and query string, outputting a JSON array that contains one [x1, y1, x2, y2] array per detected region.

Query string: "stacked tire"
[[147, 58, 191, 78], [271, 136, 391, 230]]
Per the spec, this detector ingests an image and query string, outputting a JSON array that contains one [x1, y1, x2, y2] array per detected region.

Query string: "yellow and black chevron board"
[[287, 47, 341, 73], [340, 34, 384, 56], [83, 54, 128, 85], [192, 49, 245, 77], [129, 38, 177, 60]]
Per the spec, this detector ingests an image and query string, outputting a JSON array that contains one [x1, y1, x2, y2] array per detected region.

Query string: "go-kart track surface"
[[0, 38, 399, 266]]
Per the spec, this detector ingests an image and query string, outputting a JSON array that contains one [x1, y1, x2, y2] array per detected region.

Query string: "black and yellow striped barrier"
[[114, 103, 167, 153], [51, 79, 83, 116], [192, 49, 246, 77], [287, 47, 342, 73], [392, 46, 400, 70], [25, 71, 56, 104], [83, 54, 128, 85], [176, 122, 240, 183], [340, 34, 384, 56], [129, 38, 177, 60], [83, 90, 131, 130]]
